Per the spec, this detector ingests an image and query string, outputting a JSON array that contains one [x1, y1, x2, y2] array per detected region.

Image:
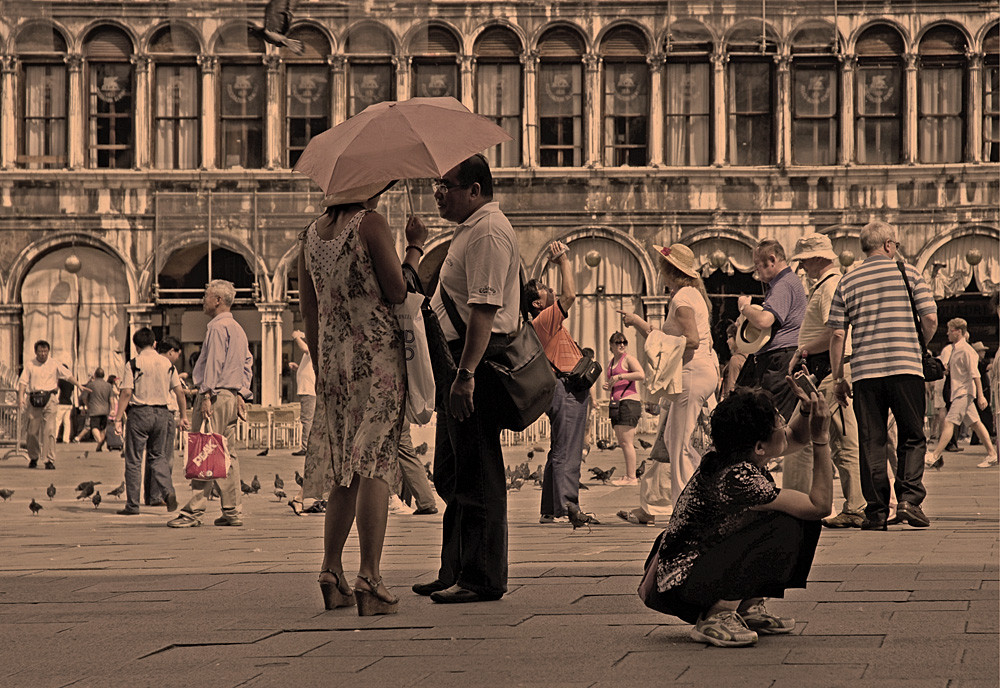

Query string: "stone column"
[[521, 51, 538, 168], [776, 54, 791, 167], [0, 56, 16, 169], [839, 54, 856, 165], [125, 304, 155, 344], [131, 54, 151, 169], [460, 55, 474, 111], [0, 305, 23, 376], [329, 55, 347, 126], [903, 52, 918, 164], [641, 295, 670, 325], [394, 56, 411, 101], [66, 54, 84, 169], [967, 51, 983, 163], [711, 51, 728, 166], [197, 55, 218, 169], [264, 54, 283, 169], [583, 53, 601, 167], [647, 54, 665, 166], [258, 302, 285, 407]]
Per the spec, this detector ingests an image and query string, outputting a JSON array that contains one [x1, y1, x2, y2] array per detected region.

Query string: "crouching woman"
[[639, 383, 832, 647]]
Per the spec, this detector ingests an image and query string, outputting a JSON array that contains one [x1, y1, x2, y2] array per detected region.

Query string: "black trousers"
[[853, 374, 928, 519], [431, 338, 509, 597], [737, 346, 799, 421]]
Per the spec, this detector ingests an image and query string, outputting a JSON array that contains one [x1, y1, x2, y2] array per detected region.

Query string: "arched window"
[[790, 22, 840, 165], [726, 21, 777, 165], [918, 26, 967, 163], [16, 24, 68, 169], [474, 27, 522, 168], [855, 25, 904, 164], [217, 23, 265, 168], [84, 26, 134, 169], [411, 25, 460, 100], [283, 26, 331, 167], [537, 27, 585, 167], [982, 25, 998, 162], [345, 24, 395, 117], [663, 20, 712, 166], [601, 26, 649, 166], [149, 24, 200, 169]]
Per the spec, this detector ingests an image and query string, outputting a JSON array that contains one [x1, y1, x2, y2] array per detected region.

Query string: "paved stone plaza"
[[1, 431, 997, 688]]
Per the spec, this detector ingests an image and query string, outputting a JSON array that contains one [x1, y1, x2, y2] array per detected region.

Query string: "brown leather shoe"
[[822, 512, 864, 528], [887, 501, 930, 527]]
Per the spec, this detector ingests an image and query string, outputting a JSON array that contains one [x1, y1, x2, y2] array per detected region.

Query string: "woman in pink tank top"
[[604, 332, 645, 485]]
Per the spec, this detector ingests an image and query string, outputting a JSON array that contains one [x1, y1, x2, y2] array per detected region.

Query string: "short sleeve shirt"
[[665, 286, 713, 364], [827, 255, 936, 382], [18, 357, 72, 392], [761, 267, 807, 352], [122, 348, 181, 407], [431, 202, 520, 341], [948, 338, 977, 400], [532, 302, 581, 373]]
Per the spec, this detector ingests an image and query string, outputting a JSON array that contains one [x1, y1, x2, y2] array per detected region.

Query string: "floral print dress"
[[301, 209, 405, 500]]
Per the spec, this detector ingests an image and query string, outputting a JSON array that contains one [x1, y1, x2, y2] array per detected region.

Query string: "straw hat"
[[322, 180, 395, 207], [789, 233, 838, 262], [733, 304, 774, 355], [652, 243, 699, 278]]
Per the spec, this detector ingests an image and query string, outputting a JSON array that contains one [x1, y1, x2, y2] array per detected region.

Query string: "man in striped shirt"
[[827, 221, 937, 531]]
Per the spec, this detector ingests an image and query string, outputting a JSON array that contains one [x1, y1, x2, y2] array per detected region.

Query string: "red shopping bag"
[[184, 418, 230, 480]]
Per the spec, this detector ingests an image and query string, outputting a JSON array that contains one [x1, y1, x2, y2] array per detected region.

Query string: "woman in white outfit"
[[617, 243, 719, 525]]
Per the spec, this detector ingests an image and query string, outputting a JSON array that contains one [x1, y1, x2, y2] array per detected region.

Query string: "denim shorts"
[[609, 398, 642, 428]]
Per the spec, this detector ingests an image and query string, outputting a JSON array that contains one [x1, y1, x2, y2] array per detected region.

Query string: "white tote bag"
[[396, 292, 436, 425]]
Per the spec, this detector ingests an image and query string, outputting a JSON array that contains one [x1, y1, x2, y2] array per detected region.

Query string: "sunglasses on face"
[[431, 179, 470, 194]]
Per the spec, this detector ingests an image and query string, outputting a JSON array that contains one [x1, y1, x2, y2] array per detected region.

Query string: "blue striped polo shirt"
[[827, 254, 936, 383]]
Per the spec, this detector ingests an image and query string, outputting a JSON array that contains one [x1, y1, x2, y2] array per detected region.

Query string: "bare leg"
[[928, 423, 957, 462], [320, 477, 359, 581], [354, 475, 395, 602], [971, 421, 997, 456], [614, 424, 637, 478]]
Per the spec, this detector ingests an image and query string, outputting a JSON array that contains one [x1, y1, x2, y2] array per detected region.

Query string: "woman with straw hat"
[[299, 180, 427, 616], [617, 243, 719, 524]]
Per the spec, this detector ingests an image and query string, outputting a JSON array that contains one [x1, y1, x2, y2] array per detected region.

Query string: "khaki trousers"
[[181, 390, 242, 516]]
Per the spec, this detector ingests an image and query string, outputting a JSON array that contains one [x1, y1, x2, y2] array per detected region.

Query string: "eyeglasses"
[[431, 179, 469, 194], [611, 340, 627, 346], [886, 240, 900, 250]]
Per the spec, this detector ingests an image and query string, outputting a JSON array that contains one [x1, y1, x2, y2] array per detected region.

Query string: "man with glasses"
[[827, 221, 937, 531], [409, 154, 520, 604]]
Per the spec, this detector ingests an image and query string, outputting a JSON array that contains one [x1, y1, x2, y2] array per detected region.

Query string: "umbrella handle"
[[403, 180, 415, 217]]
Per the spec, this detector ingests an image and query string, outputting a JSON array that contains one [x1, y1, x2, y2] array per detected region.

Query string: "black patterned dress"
[[301, 210, 405, 500]]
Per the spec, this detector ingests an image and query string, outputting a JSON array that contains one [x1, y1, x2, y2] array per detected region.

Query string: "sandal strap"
[[356, 574, 382, 590]]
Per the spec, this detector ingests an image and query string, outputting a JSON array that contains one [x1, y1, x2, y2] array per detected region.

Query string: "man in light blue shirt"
[[169, 280, 253, 528]]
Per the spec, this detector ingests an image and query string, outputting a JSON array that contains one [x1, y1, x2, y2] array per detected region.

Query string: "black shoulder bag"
[[438, 274, 556, 432], [896, 262, 944, 382]]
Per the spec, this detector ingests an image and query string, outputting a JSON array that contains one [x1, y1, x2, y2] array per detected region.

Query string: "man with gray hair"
[[827, 221, 937, 530], [169, 280, 253, 528]]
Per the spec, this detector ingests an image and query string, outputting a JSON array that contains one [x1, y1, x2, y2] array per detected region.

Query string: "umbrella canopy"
[[293, 97, 512, 195]]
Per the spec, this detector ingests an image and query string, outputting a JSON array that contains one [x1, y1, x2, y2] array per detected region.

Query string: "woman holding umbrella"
[[298, 179, 426, 615]]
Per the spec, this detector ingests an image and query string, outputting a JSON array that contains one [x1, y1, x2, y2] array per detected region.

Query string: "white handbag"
[[396, 292, 436, 425]]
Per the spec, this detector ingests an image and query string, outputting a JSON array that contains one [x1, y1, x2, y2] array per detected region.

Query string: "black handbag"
[[29, 390, 54, 408], [563, 347, 603, 393], [439, 279, 556, 432], [896, 262, 945, 382]]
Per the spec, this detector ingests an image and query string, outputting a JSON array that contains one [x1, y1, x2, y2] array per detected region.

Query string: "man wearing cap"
[[827, 220, 937, 530], [783, 234, 865, 528], [736, 239, 807, 421]]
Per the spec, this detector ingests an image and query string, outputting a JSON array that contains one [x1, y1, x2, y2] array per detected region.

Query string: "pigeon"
[[209, 483, 222, 500], [288, 499, 302, 516], [241, 480, 253, 495], [76, 481, 101, 499], [0, 488, 14, 502], [274, 474, 284, 490], [527, 450, 535, 460], [29, 498, 43, 516], [414, 442, 428, 456], [507, 477, 523, 491], [566, 503, 600, 533], [595, 438, 610, 451], [274, 490, 287, 501], [637, 438, 653, 450], [108, 481, 126, 499], [257, 448, 269, 457], [46, 484, 56, 500], [424, 461, 433, 481], [635, 459, 647, 480], [589, 466, 616, 484], [92, 491, 102, 510], [527, 465, 543, 482], [578, 481, 589, 491], [250, 475, 261, 493], [294, 470, 304, 486], [250, 0, 304, 54]]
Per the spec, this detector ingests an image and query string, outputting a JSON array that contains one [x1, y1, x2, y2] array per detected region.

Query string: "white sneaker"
[[611, 477, 638, 486], [388, 495, 408, 514], [977, 455, 999, 468], [690, 611, 758, 647], [924, 451, 937, 467]]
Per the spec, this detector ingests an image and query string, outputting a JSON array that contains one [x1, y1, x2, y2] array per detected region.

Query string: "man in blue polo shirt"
[[736, 238, 807, 420]]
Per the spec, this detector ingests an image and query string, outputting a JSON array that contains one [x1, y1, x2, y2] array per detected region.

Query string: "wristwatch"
[[456, 367, 475, 381]]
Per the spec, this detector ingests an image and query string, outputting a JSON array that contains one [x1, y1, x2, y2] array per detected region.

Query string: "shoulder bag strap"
[[438, 269, 529, 342], [896, 261, 930, 353]]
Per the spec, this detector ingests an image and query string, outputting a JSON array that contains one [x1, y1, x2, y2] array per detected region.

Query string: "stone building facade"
[[0, 0, 997, 404]]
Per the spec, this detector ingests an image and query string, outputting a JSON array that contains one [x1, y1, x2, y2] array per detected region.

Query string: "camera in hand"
[[793, 366, 820, 397]]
